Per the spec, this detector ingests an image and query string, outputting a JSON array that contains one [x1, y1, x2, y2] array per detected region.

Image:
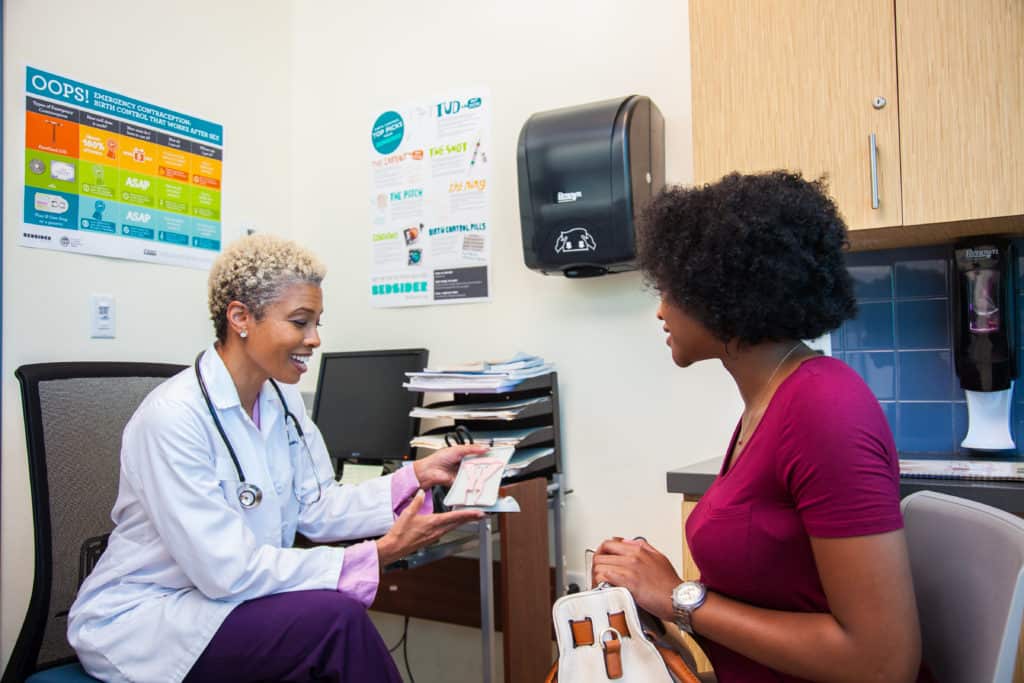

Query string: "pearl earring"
[[239, 329, 248, 339]]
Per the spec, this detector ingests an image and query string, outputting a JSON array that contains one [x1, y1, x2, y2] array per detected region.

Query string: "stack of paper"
[[403, 353, 552, 393], [503, 446, 555, 473], [426, 352, 546, 373], [409, 397, 548, 421]]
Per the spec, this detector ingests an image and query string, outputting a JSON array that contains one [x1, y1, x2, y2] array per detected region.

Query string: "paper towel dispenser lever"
[[517, 95, 665, 277]]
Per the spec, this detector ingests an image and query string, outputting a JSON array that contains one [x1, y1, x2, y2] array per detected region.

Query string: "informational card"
[[443, 446, 515, 509], [368, 89, 491, 307], [21, 67, 224, 269]]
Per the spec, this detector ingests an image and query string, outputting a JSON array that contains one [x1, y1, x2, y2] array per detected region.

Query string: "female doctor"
[[68, 234, 487, 683]]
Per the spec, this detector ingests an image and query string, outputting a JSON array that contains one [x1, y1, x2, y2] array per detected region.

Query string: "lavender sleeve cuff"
[[335, 541, 380, 607], [335, 466, 434, 604], [391, 463, 434, 516]]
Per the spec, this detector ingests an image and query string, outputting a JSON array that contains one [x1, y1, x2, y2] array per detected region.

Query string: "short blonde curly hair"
[[208, 234, 326, 342]]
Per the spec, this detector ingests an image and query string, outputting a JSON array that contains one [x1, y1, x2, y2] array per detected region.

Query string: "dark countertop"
[[667, 457, 1024, 513]]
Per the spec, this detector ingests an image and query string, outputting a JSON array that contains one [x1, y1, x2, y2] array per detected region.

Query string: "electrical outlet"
[[90, 294, 115, 338]]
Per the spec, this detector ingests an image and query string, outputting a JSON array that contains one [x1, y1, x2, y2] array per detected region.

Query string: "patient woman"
[[69, 234, 486, 682], [592, 172, 929, 682]]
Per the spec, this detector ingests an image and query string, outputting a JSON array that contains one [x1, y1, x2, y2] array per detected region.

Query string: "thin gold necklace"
[[736, 342, 805, 445]]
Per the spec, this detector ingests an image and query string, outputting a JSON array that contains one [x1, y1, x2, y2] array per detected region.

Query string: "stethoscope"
[[194, 351, 322, 510]]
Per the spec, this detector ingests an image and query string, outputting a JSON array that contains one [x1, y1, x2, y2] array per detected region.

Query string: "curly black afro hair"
[[637, 171, 857, 345]]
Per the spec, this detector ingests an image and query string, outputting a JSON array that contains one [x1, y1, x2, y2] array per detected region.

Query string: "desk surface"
[[667, 457, 1024, 513]]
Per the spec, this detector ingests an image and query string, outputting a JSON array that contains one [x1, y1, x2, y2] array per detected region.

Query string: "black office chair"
[[3, 362, 185, 683]]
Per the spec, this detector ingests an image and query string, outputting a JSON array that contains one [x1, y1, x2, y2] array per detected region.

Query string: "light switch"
[[90, 294, 115, 338]]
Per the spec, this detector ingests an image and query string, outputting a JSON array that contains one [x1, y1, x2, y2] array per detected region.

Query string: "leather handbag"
[[545, 585, 701, 682]]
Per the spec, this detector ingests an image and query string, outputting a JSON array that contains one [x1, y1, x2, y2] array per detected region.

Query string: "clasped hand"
[[376, 444, 489, 567], [591, 537, 682, 621]]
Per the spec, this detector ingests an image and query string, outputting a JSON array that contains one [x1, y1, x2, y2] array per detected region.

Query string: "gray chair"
[[901, 490, 1024, 683], [3, 362, 184, 683]]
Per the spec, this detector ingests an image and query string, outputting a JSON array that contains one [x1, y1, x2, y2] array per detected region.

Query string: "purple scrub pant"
[[183, 590, 402, 683]]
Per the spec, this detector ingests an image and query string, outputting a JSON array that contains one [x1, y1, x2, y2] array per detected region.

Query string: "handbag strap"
[[655, 644, 703, 683]]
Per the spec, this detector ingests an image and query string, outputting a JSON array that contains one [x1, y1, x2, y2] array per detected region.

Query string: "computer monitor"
[[312, 348, 428, 466]]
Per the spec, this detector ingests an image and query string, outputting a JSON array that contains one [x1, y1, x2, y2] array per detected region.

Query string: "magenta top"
[[335, 465, 432, 606], [686, 356, 928, 682]]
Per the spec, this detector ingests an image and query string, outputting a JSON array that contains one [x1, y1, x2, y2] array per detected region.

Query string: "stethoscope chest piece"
[[237, 482, 263, 509]]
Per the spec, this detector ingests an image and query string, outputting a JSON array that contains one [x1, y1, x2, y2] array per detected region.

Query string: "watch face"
[[674, 582, 704, 606]]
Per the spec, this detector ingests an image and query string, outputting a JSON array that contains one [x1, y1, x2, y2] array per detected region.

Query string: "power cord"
[[385, 615, 415, 682], [387, 615, 408, 653], [402, 620, 415, 683]]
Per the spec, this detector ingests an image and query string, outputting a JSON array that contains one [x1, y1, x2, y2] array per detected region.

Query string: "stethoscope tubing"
[[194, 350, 318, 509]]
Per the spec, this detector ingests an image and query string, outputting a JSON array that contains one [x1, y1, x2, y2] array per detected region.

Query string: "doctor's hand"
[[413, 444, 489, 489], [375, 491, 485, 567], [592, 537, 682, 621]]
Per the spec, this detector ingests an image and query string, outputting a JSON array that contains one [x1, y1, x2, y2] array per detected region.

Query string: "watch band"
[[673, 606, 695, 634]]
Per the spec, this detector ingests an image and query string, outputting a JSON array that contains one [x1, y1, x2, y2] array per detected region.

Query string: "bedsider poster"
[[21, 67, 223, 269], [368, 88, 491, 307]]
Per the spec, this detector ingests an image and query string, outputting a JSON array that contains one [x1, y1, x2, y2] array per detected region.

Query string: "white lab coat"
[[68, 346, 398, 683]]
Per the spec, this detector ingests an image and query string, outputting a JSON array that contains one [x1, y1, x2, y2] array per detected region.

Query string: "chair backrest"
[[901, 490, 1024, 683], [4, 362, 185, 683]]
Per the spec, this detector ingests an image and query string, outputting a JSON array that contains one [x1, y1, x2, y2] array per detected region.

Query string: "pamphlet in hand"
[[444, 446, 520, 512]]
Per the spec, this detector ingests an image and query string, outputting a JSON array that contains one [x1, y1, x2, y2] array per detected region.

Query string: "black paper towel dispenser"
[[517, 95, 665, 277]]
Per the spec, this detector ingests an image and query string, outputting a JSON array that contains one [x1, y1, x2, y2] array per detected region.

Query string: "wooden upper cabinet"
[[896, 0, 1024, 226], [689, 0, 902, 230]]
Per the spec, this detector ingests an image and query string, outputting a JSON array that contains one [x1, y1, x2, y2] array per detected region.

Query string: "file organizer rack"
[[413, 372, 565, 594], [390, 371, 566, 683], [419, 371, 562, 480]]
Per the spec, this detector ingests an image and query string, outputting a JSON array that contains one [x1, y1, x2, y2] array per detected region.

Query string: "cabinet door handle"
[[869, 133, 879, 209]]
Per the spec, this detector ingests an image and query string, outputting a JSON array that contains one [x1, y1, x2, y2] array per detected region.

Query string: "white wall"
[[289, 0, 741, 678], [4, 1, 747, 678], [2, 0, 295, 666]]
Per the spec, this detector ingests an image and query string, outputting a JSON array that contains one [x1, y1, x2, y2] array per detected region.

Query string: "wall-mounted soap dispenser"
[[952, 237, 1018, 451]]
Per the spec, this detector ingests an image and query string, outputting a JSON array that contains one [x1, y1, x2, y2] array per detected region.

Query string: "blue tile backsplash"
[[834, 242, 1024, 455], [850, 264, 893, 299], [897, 351, 953, 401], [895, 300, 948, 349], [894, 259, 947, 299], [844, 302, 895, 350], [845, 352, 896, 400]]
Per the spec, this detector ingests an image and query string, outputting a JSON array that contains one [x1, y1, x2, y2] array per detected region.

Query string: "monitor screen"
[[312, 348, 428, 465]]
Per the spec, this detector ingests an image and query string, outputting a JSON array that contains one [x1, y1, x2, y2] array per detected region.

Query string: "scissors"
[[443, 425, 474, 446]]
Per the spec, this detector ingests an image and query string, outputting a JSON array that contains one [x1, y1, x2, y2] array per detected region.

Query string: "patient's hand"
[[592, 538, 681, 620], [413, 444, 489, 489], [375, 491, 484, 566]]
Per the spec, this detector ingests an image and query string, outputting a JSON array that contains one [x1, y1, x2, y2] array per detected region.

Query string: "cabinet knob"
[[873, 96, 887, 110]]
